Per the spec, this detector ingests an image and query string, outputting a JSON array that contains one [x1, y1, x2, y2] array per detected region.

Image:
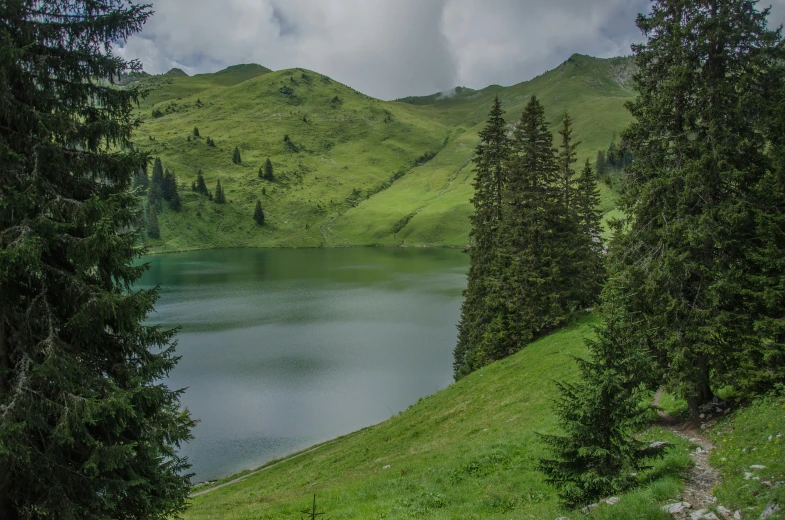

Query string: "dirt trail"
[[654, 389, 723, 519]]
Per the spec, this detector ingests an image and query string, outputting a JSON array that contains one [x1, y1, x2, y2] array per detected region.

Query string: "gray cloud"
[[117, 0, 785, 100]]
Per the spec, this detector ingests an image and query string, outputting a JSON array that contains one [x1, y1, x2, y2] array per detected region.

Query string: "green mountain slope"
[[184, 316, 695, 519], [131, 54, 636, 251]]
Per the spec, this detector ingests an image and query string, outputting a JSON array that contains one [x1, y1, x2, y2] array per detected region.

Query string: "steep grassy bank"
[[709, 393, 785, 519], [131, 54, 635, 252], [184, 316, 695, 519]]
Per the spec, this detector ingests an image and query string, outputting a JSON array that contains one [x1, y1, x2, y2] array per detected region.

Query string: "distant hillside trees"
[[214, 180, 226, 204], [146, 160, 181, 212], [260, 158, 274, 180], [133, 164, 149, 193], [283, 134, 299, 152], [253, 200, 265, 225], [206, 136, 215, 147], [454, 96, 603, 378], [594, 138, 633, 183], [148, 180, 162, 211], [147, 205, 160, 238], [192, 169, 208, 195], [193, 127, 199, 137], [232, 146, 241, 164]]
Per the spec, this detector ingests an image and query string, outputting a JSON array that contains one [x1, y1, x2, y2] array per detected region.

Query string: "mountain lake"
[[137, 247, 468, 481]]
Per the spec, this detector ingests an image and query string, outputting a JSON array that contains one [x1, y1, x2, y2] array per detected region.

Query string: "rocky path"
[[654, 390, 739, 520]]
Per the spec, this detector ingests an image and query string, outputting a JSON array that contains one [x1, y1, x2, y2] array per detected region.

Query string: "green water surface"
[[137, 247, 468, 481]]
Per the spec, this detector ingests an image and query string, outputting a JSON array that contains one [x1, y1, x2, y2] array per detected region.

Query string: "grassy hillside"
[[184, 315, 697, 519], [131, 54, 636, 252]]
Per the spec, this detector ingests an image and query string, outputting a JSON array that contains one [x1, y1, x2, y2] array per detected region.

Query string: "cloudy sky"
[[118, 0, 785, 100]]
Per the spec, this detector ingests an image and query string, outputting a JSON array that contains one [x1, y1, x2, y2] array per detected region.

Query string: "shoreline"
[[140, 242, 468, 257]]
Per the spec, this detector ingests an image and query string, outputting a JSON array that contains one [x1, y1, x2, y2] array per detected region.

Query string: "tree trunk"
[[687, 356, 714, 419]]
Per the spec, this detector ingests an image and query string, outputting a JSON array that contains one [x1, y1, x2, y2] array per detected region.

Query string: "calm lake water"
[[137, 247, 468, 481]]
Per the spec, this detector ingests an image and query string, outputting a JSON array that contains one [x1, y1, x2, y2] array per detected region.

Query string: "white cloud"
[[116, 0, 785, 100]]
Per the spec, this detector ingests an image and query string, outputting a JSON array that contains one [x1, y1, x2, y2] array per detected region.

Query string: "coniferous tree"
[[595, 150, 607, 179], [539, 287, 666, 507], [264, 158, 274, 180], [486, 96, 565, 362], [195, 169, 208, 195], [555, 112, 597, 311], [148, 180, 163, 211], [557, 113, 579, 212], [615, 0, 785, 415], [571, 159, 605, 305], [169, 185, 181, 211], [232, 146, 241, 164], [161, 169, 177, 202], [253, 200, 265, 225], [151, 156, 164, 186], [147, 204, 161, 238], [0, 2, 194, 518], [133, 164, 149, 193], [576, 160, 603, 243], [214, 180, 226, 204], [193, 126, 199, 137], [454, 96, 510, 378]]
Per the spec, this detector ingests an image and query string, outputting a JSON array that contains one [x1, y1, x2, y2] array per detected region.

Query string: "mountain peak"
[[165, 68, 188, 77]]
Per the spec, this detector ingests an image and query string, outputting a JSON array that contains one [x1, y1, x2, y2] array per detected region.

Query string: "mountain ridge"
[[129, 54, 635, 252]]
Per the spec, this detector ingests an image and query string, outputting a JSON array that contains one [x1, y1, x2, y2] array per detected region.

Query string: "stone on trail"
[[759, 503, 780, 520], [716, 505, 732, 517], [650, 441, 668, 449], [605, 497, 620, 505], [691, 509, 709, 520], [662, 502, 692, 514], [749, 465, 766, 470]]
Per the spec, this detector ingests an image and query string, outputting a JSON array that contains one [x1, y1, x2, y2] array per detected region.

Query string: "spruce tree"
[[232, 146, 241, 164], [454, 96, 510, 378], [147, 204, 161, 238], [162, 169, 176, 202], [264, 158, 274, 180], [555, 112, 597, 310], [539, 288, 665, 507], [595, 150, 607, 179], [253, 200, 265, 225], [193, 126, 199, 137], [557, 113, 579, 212], [616, 0, 785, 415], [576, 160, 603, 242], [572, 159, 605, 306], [148, 179, 163, 211], [151, 156, 164, 186], [169, 187, 181, 212], [195, 169, 208, 195], [214, 180, 226, 204], [0, 2, 194, 518], [491, 96, 565, 360], [133, 164, 149, 193]]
